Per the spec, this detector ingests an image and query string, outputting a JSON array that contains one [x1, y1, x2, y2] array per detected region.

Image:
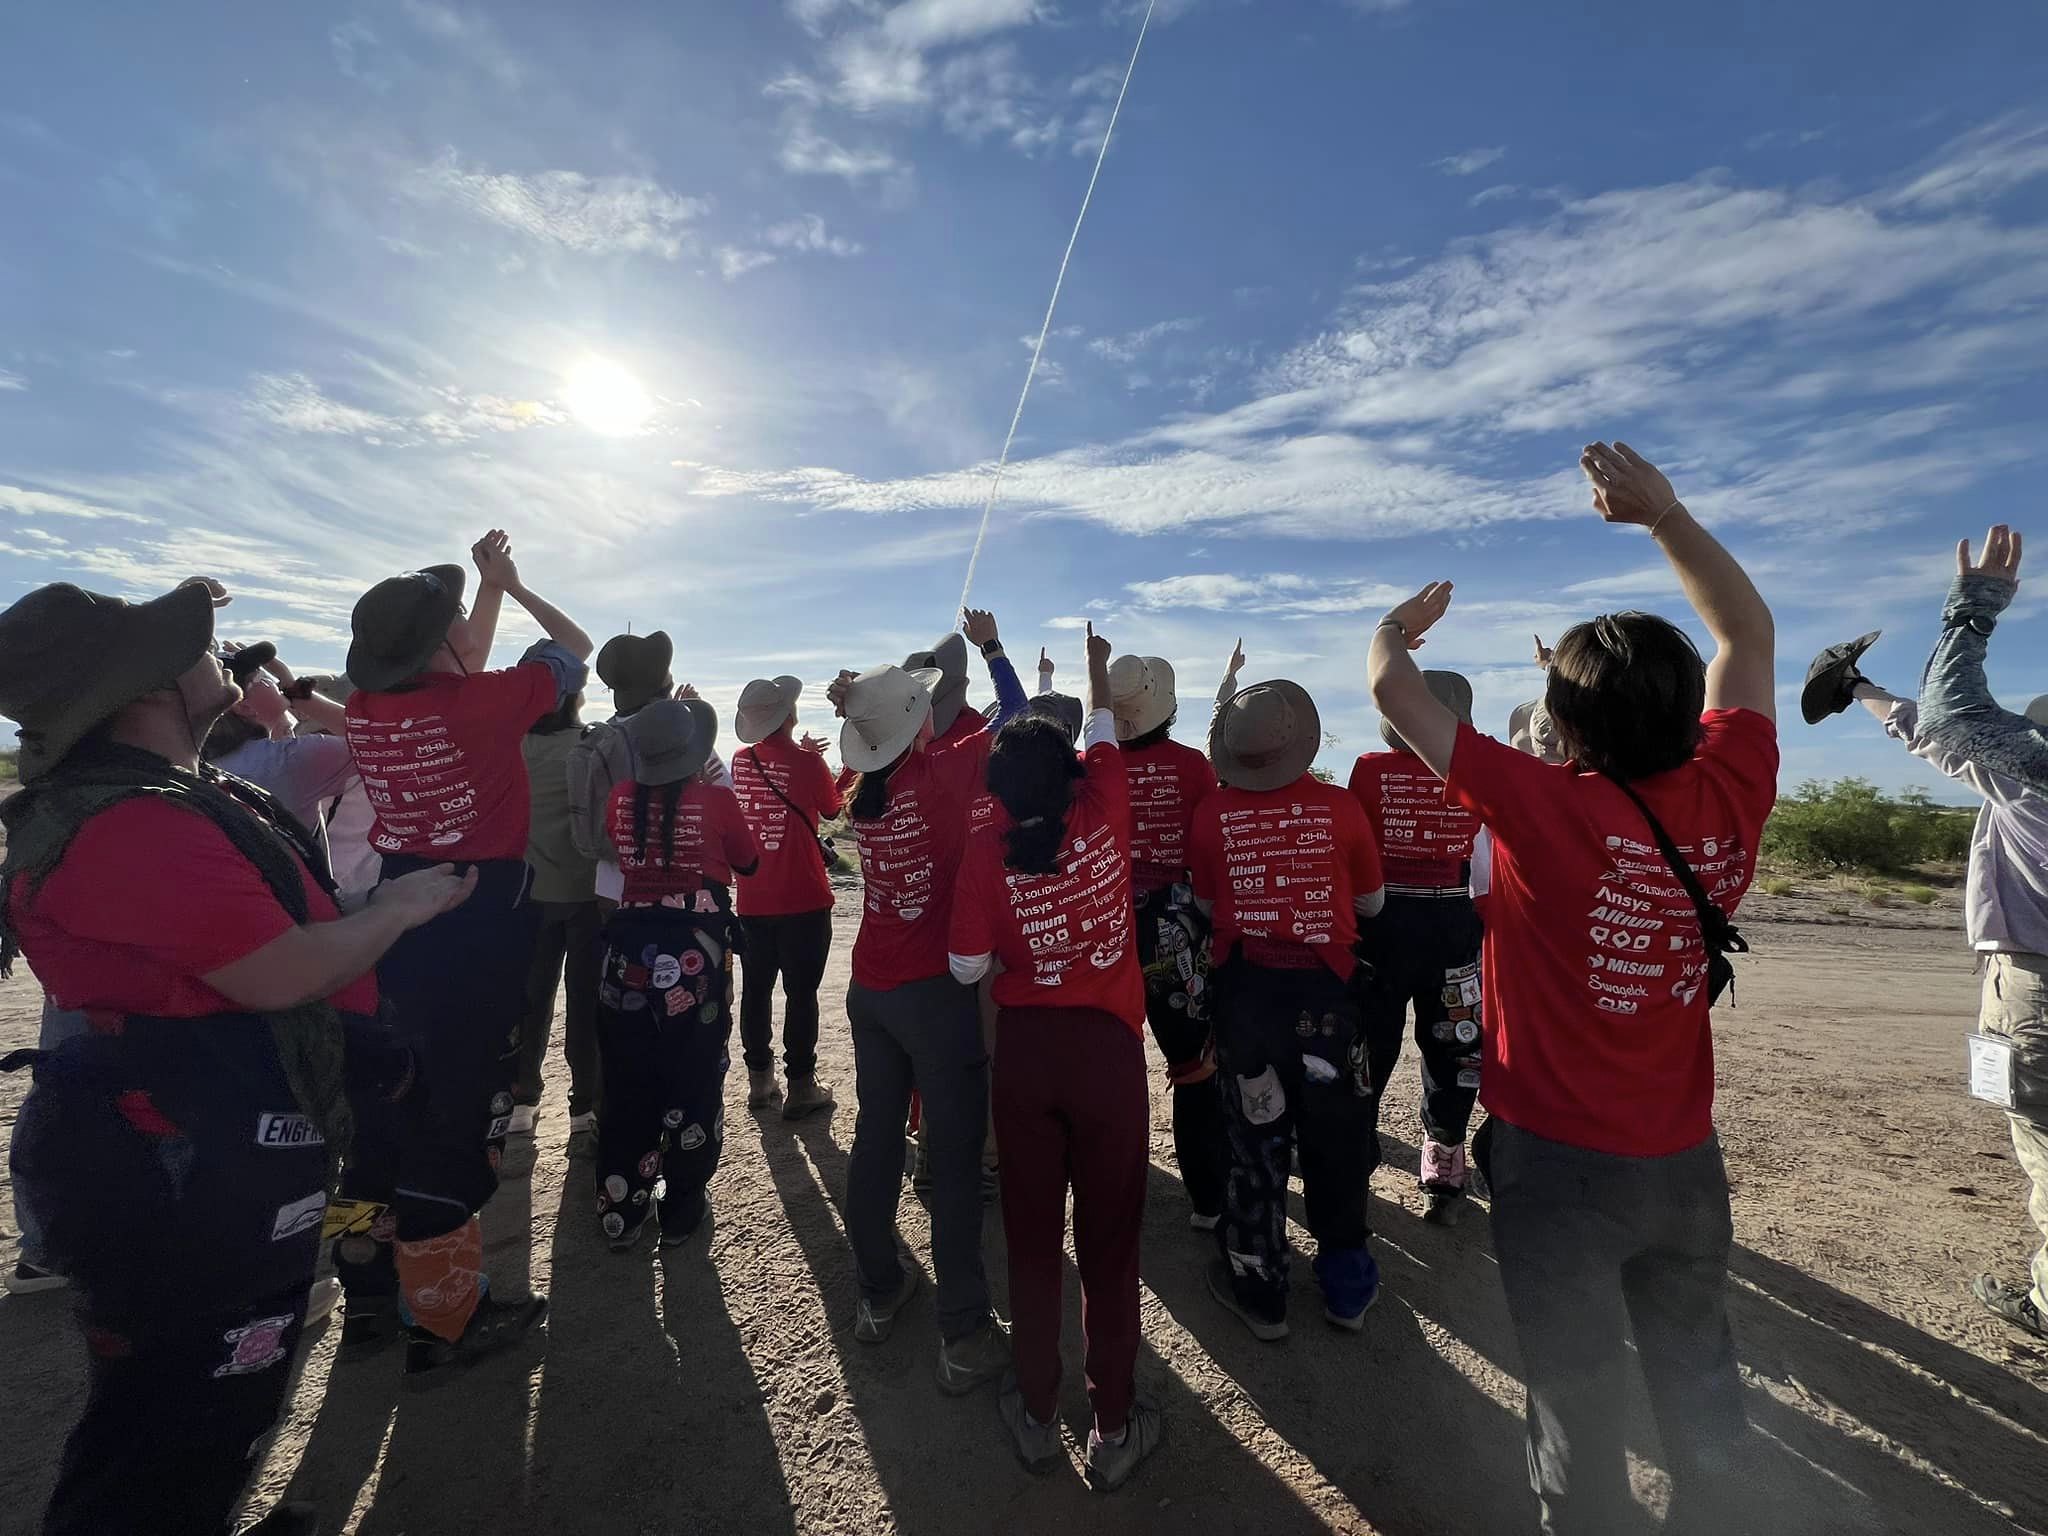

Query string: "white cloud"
[[395, 0, 525, 89], [0, 483, 152, 524], [1888, 115, 2048, 210], [1468, 183, 1520, 207], [881, 0, 1043, 51], [0, 369, 25, 391], [778, 121, 902, 181], [1044, 614, 1090, 630], [406, 151, 708, 258], [1432, 146, 1506, 176], [246, 373, 402, 436], [718, 246, 779, 281], [243, 373, 566, 444], [1087, 316, 1201, 365], [763, 213, 863, 256]]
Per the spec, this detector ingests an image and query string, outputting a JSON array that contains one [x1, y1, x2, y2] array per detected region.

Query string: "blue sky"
[[4, 0, 2046, 798]]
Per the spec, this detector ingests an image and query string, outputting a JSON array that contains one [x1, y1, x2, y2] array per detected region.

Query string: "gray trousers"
[[845, 975, 990, 1342], [1982, 953, 2048, 1312], [12, 1001, 88, 1267], [1483, 1118, 1748, 1536]]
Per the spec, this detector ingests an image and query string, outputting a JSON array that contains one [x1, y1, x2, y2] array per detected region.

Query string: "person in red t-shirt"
[[1369, 441, 1780, 1534], [826, 622, 1019, 1398], [948, 625, 1163, 1489], [0, 579, 472, 1536], [334, 529, 590, 1373], [732, 674, 848, 1120], [1108, 651, 1225, 1227], [594, 698, 759, 1250], [1190, 681, 1386, 1339], [1350, 669, 1487, 1225]]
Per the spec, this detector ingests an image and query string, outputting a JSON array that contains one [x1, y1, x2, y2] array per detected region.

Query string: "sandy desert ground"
[[2, 890, 2046, 1536]]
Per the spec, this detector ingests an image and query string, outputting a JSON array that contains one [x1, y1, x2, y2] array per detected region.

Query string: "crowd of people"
[[0, 441, 2040, 1535]]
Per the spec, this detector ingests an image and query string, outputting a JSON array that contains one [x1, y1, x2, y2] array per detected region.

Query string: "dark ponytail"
[[850, 761, 896, 822], [987, 715, 1085, 875]]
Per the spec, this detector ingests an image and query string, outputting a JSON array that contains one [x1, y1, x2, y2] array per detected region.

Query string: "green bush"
[[1761, 778, 1973, 872], [0, 750, 15, 783], [1760, 875, 1796, 897]]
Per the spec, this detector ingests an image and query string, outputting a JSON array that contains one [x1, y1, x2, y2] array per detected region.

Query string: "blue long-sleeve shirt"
[[1917, 574, 2048, 792]]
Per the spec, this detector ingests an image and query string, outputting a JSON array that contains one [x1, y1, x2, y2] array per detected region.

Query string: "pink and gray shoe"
[[1420, 1139, 1469, 1227]]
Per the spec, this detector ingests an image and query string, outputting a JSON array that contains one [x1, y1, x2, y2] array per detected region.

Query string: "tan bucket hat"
[[1108, 654, 1177, 742], [1210, 679, 1321, 792], [903, 633, 970, 734], [840, 665, 942, 773], [1380, 670, 1474, 752], [736, 675, 804, 745]]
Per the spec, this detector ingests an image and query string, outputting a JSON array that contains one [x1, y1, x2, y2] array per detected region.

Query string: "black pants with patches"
[[1356, 893, 1484, 1169], [11, 1018, 327, 1536], [1135, 884, 1226, 1218], [595, 904, 734, 1242], [739, 906, 833, 1080], [334, 856, 539, 1299], [1210, 956, 1375, 1319]]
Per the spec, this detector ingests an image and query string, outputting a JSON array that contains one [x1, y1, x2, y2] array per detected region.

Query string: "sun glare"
[[563, 356, 654, 437]]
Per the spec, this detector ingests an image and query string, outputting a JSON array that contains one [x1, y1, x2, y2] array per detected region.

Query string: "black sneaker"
[[403, 1294, 549, 1389], [1422, 1186, 1467, 1227], [5, 1259, 68, 1295], [240, 1501, 321, 1535], [1972, 1273, 2048, 1340], [337, 1298, 404, 1360], [1205, 1258, 1288, 1342]]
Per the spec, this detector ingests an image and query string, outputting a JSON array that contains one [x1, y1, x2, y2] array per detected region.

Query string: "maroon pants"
[[991, 1005, 1149, 1436]]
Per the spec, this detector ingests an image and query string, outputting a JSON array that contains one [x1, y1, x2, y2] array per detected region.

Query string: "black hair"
[[201, 709, 267, 763], [530, 692, 584, 736], [1545, 612, 1706, 781], [849, 761, 895, 822], [631, 780, 684, 865], [1122, 713, 1178, 751], [987, 714, 1086, 875]]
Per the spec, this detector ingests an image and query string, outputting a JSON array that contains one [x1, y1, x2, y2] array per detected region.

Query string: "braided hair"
[[630, 780, 685, 866]]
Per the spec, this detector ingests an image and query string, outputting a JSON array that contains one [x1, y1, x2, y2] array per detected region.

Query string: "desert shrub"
[[1763, 778, 1972, 872]]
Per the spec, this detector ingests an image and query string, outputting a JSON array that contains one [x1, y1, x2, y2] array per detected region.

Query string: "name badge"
[[1968, 1033, 2017, 1109]]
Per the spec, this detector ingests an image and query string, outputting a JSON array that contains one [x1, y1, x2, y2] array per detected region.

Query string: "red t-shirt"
[[1118, 737, 1216, 893], [733, 734, 846, 917], [949, 742, 1145, 1032], [9, 798, 379, 1017], [606, 780, 760, 906], [849, 732, 992, 990], [1444, 709, 1779, 1157], [346, 663, 557, 862], [1348, 749, 1480, 891], [929, 709, 988, 756], [1188, 775, 1384, 980]]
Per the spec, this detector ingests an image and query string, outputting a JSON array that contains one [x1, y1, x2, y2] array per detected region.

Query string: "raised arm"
[[1368, 584, 1459, 778], [963, 608, 1026, 726], [1218, 638, 1246, 705], [1582, 441, 1774, 720], [473, 531, 594, 661], [1916, 526, 2048, 789], [448, 530, 509, 671]]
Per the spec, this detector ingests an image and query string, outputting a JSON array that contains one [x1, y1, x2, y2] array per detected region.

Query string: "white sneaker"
[[506, 1105, 539, 1138], [567, 1112, 598, 1159], [306, 1276, 343, 1325]]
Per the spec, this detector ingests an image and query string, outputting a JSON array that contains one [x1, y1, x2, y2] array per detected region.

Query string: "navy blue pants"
[[12, 1016, 328, 1536], [1355, 892, 1485, 1156], [333, 856, 539, 1300], [595, 905, 733, 1244]]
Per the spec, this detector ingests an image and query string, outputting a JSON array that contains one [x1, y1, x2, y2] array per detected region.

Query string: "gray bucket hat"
[[1210, 680, 1322, 792], [0, 581, 217, 783], [346, 564, 466, 692], [903, 632, 970, 734], [735, 675, 803, 745], [1381, 670, 1474, 753], [633, 697, 719, 786]]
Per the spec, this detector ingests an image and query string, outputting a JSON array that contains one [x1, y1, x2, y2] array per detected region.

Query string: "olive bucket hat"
[[346, 564, 466, 692]]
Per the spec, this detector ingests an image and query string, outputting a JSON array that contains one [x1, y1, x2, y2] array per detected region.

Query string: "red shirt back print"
[[849, 732, 991, 991], [732, 734, 845, 917], [950, 742, 1144, 1031], [1189, 776, 1384, 980], [1349, 749, 1480, 890], [607, 780, 761, 907], [1444, 708, 1780, 1158], [345, 662, 556, 863], [1119, 737, 1216, 892]]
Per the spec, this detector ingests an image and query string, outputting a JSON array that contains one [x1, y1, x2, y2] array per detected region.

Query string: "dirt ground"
[[3, 893, 2046, 1536]]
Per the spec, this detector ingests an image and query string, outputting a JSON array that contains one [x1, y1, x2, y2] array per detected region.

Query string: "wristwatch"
[[980, 638, 1005, 659]]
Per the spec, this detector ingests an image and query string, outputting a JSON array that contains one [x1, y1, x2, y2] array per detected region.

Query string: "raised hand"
[[674, 682, 701, 701], [1580, 441, 1678, 529], [1228, 638, 1246, 675], [472, 529, 520, 591], [962, 608, 1000, 648], [373, 863, 480, 927], [1533, 632, 1553, 669], [1958, 524, 2023, 585], [799, 732, 830, 755], [826, 669, 857, 717], [180, 575, 232, 608], [1038, 647, 1054, 678], [1086, 621, 1112, 668], [1380, 582, 1454, 649]]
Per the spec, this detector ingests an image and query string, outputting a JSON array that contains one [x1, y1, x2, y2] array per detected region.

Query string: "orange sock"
[[395, 1218, 484, 1343]]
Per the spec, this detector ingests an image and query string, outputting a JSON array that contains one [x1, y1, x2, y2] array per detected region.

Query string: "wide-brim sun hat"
[[2027, 696, 2048, 729], [736, 674, 804, 745], [904, 633, 970, 734], [841, 665, 942, 774], [1109, 654, 1177, 742], [597, 630, 674, 715], [633, 697, 719, 786], [0, 581, 218, 783], [346, 564, 466, 693], [1381, 669, 1474, 752], [1211, 679, 1322, 792], [1028, 691, 1086, 747], [1800, 631, 1881, 726]]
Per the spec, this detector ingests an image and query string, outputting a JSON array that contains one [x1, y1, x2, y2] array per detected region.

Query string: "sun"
[[563, 356, 654, 436]]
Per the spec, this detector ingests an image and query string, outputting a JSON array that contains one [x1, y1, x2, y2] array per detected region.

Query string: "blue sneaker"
[[1313, 1247, 1381, 1331]]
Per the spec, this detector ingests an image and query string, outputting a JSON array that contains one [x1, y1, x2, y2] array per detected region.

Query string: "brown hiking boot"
[[747, 1070, 781, 1110], [783, 1075, 836, 1121]]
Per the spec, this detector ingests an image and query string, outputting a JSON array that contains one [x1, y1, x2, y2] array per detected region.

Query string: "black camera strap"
[[1605, 775, 1749, 1006], [748, 749, 834, 869]]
